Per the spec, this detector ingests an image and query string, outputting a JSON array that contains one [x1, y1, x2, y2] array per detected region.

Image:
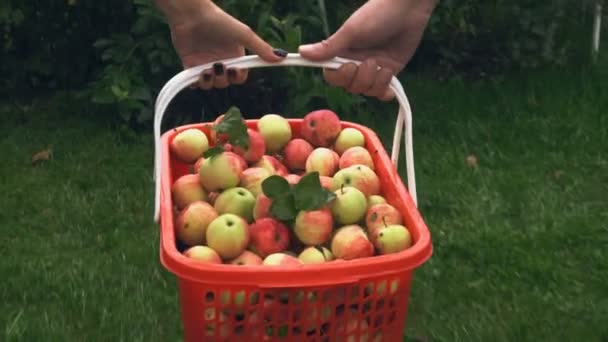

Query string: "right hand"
[[163, 0, 286, 90]]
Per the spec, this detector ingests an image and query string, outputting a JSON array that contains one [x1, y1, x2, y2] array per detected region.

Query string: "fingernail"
[[227, 68, 236, 80], [203, 73, 212, 82], [213, 63, 224, 75], [273, 48, 288, 57]]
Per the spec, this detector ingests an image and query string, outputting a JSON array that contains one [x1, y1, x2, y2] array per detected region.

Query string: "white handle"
[[153, 53, 417, 222]]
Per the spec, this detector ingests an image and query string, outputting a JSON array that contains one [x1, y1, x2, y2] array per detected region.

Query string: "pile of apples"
[[169, 107, 412, 267]]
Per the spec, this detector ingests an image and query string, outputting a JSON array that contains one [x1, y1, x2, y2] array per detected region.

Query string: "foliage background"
[[1, 0, 605, 128]]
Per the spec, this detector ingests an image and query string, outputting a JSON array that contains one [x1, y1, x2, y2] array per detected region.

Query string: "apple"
[[170, 128, 209, 163], [331, 225, 374, 260], [331, 164, 380, 197], [365, 203, 403, 237], [298, 246, 334, 264], [193, 157, 204, 174], [227, 250, 263, 265], [263, 253, 302, 266], [224, 151, 248, 171], [208, 113, 247, 144], [253, 155, 289, 176], [334, 127, 365, 155], [331, 186, 367, 225], [300, 109, 341, 147], [206, 213, 250, 259], [253, 193, 272, 220], [182, 245, 222, 263], [319, 176, 333, 190], [171, 174, 207, 209], [339, 146, 375, 170], [374, 224, 412, 254], [213, 187, 256, 222], [257, 114, 292, 154], [367, 195, 387, 208], [207, 192, 219, 205], [305, 147, 339, 177], [284, 174, 301, 185], [282, 138, 313, 171], [199, 152, 245, 192], [175, 201, 218, 246], [248, 218, 290, 258], [233, 128, 266, 164], [293, 208, 334, 246], [240, 167, 272, 198]]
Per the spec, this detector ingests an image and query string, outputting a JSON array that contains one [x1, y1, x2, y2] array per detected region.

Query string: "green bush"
[[2, 0, 604, 126]]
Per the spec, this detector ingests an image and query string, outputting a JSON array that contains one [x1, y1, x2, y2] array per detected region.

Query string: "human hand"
[[158, 0, 286, 90], [299, 0, 436, 101]]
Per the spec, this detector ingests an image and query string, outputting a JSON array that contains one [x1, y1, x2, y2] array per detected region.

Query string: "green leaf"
[[262, 175, 292, 200], [214, 106, 249, 149], [293, 172, 336, 211], [202, 146, 223, 159], [269, 193, 297, 221]]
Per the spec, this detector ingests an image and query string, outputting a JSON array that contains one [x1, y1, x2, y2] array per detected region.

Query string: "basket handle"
[[153, 53, 416, 222]]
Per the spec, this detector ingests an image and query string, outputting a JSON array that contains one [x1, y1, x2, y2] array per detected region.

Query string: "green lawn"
[[1, 62, 607, 341]]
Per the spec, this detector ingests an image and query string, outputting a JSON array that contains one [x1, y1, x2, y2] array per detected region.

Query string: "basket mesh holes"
[[204, 291, 215, 303]]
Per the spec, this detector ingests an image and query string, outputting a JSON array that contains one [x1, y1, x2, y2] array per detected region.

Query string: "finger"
[[379, 87, 396, 101], [238, 24, 285, 62], [228, 68, 248, 85], [198, 69, 214, 90], [299, 25, 353, 61], [364, 67, 393, 98], [323, 62, 357, 88], [212, 63, 230, 89], [348, 59, 378, 94]]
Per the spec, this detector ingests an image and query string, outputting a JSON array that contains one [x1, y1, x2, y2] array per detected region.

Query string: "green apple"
[[199, 152, 245, 192], [367, 195, 387, 208], [182, 245, 222, 263], [175, 201, 218, 246], [213, 187, 255, 222], [170, 128, 209, 163], [205, 213, 250, 259], [257, 114, 292, 154], [331, 164, 380, 197], [298, 246, 334, 264], [331, 186, 367, 225], [333, 127, 365, 155], [374, 224, 412, 254]]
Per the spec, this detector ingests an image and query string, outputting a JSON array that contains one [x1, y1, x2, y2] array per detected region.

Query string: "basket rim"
[[158, 119, 433, 287]]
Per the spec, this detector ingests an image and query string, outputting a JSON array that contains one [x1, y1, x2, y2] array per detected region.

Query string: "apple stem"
[[382, 217, 387, 228], [341, 184, 345, 195]]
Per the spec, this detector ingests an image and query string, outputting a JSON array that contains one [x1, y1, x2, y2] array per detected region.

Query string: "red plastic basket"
[[153, 54, 433, 341]]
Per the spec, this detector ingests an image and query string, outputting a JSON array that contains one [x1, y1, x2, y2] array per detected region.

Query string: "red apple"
[[171, 174, 207, 209], [365, 203, 403, 238], [331, 164, 380, 197], [175, 201, 218, 246], [282, 138, 314, 172], [233, 128, 266, 164], [183, 245, 222, 264], [305, 147, 339, 177], [319, 176, 333, 190], [263, 253, 303, 266], [253, 193, 272, 220], [293, 208, 334, 246], [300, 109, 342, 147], [248, 218, 290, 258], [339, 146, 375, 170], [331, 225, 374, 260], [253, 155, 289, 176], [240, 167, 272, 198], [199, 152, 245, 192], [227, 250, 263, 265]]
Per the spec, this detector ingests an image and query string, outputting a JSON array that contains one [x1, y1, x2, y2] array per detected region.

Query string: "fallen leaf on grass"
[[32, 148, 52, 164], [553, 170, 564, 180], [466, 154, 478, 167]]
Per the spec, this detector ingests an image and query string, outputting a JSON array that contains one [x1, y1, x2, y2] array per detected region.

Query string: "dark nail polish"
[[213, 63, 224, 75], [273, 48, 288, 57], [202, 73, 212, 82], [227, 69, 237, 79]]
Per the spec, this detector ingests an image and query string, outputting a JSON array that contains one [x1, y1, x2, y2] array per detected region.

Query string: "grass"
[[1, 61, 607, 341]]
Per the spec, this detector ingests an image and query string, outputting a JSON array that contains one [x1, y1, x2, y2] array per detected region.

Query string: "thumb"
[[238, 26, 284, 62], [299, 28, 351, 61]]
